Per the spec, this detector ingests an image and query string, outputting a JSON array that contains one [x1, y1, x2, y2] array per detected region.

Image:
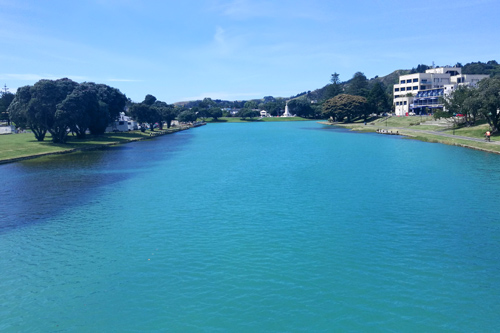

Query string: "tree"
[[367, 82, 390, 115], [410, 64, 431, 74], [90, 84, 127, 134], [442, 85, 473, 122], [262, 99, 285, 116], [210, 107, 223, 121], [287, 98, 313, 118], [8, 78, 79, 142], [177, 110, 197, 123], [31, 78, 79, 142], [237, 108, 259, 119], [322, 94, 369, 122], [324, 72, 343, 100], [152, 101, 178, 129], [244, 100, 258, 109], [143, 94, 157, 106], [56, 84, 99, 139], [346, 72, 368, 97], [7, 86, 32, 135], [129, 101, 160, 131], [476, 77, 500, 133], [0, 92, 14, 125]]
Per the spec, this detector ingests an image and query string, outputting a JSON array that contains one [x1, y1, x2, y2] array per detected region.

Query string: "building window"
[[406, 79, 412, 83], [394, 95, 399, 98], [396, 102, 399, 106], [413, 78, 418, 82], [400, 80, 405, 84], [421, 85, 426, 90], [401, 87, 405, 91], [404, 101, 407, 105], [395, 88, 399, 92]]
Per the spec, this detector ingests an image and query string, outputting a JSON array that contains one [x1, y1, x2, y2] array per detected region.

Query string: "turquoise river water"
[[1, 121, 499, 331]]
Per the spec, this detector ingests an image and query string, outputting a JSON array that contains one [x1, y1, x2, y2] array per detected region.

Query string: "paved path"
[[380, 127, 500, 145]]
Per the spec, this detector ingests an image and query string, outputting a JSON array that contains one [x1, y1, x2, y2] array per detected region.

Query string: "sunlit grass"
[[0, 128, 183, 162]]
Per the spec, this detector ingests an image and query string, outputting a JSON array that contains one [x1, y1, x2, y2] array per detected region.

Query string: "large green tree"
[[442, 85, 475, 123], [346, 72, 368, 97], [324, 72, 343, 100], [8, 86, 32, 134], [177, 110, 198, 123], [287, 98, 313, 118], [367, 82, 390, 115], [237, 108, 259, 119], [8, 78, 79, 142], [130, 97, 161, 131], [56, 84, 100, 140], [90, 83, 128, 134], [152, 101, 178, 129], [322, 94, 369, 122], [477, 77, 500, 133], [210, 107, 223, 121], [262, 99, 285, 116]]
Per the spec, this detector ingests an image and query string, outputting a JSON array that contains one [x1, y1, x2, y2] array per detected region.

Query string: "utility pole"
[[1, 84, 8, 96]]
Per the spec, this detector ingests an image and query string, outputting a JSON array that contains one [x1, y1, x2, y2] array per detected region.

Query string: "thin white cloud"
[[213, 0, 328, 21], [218, 0, 271, 19], [107, 78, 143, 82]]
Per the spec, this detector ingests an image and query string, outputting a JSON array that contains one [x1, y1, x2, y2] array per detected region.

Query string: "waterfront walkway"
[[380, 127, 500, 145]]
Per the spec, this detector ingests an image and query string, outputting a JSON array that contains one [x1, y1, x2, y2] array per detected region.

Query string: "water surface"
[[1, 121, 499, 331]]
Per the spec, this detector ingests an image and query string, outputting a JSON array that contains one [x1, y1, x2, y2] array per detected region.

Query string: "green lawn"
[[329, 116, 500, 154], [441, 123, 491, 139], [370, 115, 434, 127], [0, 128, 182, 162], [400, 131, 500, 153]]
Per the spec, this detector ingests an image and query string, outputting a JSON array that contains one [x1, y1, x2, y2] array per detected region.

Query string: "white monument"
[[282, 102, 292, 117]]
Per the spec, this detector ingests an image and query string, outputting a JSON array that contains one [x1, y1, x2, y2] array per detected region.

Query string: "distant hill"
[[173, 60, 499, 105]]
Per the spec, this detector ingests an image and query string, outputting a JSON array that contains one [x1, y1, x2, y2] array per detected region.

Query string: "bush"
[[433, 110, 452, 120]]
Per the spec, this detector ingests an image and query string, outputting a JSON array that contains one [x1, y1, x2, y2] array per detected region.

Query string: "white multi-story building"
[[393, 67, 488, 116]]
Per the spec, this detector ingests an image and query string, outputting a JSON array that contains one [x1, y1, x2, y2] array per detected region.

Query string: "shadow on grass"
[[207, 119, 228, 123], [241, 118, 262, 122]]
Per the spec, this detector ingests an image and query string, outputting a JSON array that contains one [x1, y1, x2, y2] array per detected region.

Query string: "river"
[[1, 121, 499, 331]]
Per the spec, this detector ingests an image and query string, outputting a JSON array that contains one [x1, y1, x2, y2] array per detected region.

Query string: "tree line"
[[319, 71, 390, 122]]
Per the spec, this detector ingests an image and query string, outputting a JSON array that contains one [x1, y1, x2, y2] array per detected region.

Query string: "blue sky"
[[1, 0, 498, 103]]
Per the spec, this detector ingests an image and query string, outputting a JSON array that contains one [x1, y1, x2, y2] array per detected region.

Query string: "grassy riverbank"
[[0, 127, 186, 164], [206, 116, 308, 123], [326, 116, 500, 154]]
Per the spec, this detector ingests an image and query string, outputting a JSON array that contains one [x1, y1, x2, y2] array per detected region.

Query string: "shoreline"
[[0, 126, 191, 165], [319, 121, 500, 155]]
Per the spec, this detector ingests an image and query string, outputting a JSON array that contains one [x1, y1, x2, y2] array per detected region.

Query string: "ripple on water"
[[1, 122, 500, 331]]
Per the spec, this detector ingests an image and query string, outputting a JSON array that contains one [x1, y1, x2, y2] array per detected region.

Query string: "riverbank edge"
[[0, 126, 190, 165], [319, 121, 500, 155]]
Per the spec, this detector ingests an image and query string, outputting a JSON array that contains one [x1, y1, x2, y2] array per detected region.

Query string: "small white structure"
[[260, 110, 270, 117], [0, 125, 15, 134], [282, 102, 293, 117], [106, 112, 135, 132]]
